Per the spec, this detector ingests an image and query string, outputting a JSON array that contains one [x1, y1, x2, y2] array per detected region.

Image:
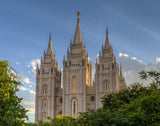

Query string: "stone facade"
[[35, 13, 126, 122]]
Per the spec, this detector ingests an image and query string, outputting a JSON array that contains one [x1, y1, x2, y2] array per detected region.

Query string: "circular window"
[[90, 96, 95, 101], [59, 97, 62, 103]]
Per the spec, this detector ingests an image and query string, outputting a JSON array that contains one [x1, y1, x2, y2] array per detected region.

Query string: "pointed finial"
[[99, 51, 101, 59], [104, 27, 110, 49], [49, 32, 52, 43], [67, 47, 69, 55], [106, 27, 109, 39], [70, 40, 72, 45], [73, 10, 82, 45], [76, 11, 80, 19], [63, 55, 65, 64], [46, 33, 54, 55]]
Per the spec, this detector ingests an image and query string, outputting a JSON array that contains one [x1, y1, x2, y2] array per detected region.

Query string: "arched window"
[[43, 84, 48, 94], [43, 99, 47, 109], [72, 76, 77, 92], [43, 112, 47, 121], [104, 80, 109, 91], [72, 98, 77, 117]]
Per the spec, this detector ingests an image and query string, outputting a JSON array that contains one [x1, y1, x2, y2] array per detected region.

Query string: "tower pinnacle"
[[77, 11, 80, 19], [47, 33, 53, 55], [104, 27, 110, 49], [73, 11, 82, 44]]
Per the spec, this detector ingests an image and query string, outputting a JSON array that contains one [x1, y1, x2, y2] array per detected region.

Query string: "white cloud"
[[22, 101, 35, 113], [19, 72, 31, 84], [119, 52, 160, 86], [19, 87, 28, 91], [27, 65, 31, 67], [30, 59, 40, 77], [19, 86, 35, 96], [132, 57, 136, 60], [119, 53, 129, 57], [29, 90, 36, 96], [24, 78, 30, 84], [131, 57, 143, 64], [96, 54, 99, 58], [27, 107, 35, 113], [156, 57, 160, 63], [29, 85, 32, 87], [16, 62, 20, 65]]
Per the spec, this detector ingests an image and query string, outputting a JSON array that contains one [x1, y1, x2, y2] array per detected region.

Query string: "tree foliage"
[[0, 61, 28, 125], [37, 115, 76, 126]]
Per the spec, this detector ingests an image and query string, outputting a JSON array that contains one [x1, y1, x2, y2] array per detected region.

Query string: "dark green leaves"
[[0, 61, 28, 125]]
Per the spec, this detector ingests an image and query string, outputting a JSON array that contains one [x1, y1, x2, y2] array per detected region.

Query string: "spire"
[[102, 44, 104, 50], [73, 11, 82, 45], [120, 64, 123, 78], [47, 33, 53, 55], [70, 40, 72, 46], [104, 27, 110, 49], [63, 55, 65, 65], [40, 56, 43, 67], [56, 60, 58, 67], [99, 51, 102, 59], [67, 47, 69, 55]]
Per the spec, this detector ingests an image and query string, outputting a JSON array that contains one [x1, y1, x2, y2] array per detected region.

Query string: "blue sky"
[[1, 0, 160, 122]]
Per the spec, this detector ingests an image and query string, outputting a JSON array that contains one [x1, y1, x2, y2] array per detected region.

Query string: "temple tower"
[[62, 12, 92, 117], [35, 34, 62, 122], [95, 29, 126, 109]]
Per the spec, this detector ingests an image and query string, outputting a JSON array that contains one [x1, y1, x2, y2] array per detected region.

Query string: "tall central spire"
[[104, 28, 110, 49], [46, 33, 53, 55], [73, 11, 82, 44]]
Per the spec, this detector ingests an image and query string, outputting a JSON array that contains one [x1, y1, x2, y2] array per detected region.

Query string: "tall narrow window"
[[43, 99, 47, 109], [104, 80, 109, 91], [72, 99, 77, 117], [43, 84, 48, 94], [72, 76, 77, 92], [43, 112, 47, 121]]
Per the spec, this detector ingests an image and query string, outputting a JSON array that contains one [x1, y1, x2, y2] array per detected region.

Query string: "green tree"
[[0, 61, 28, 125], [37, 115, 76, 126]]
